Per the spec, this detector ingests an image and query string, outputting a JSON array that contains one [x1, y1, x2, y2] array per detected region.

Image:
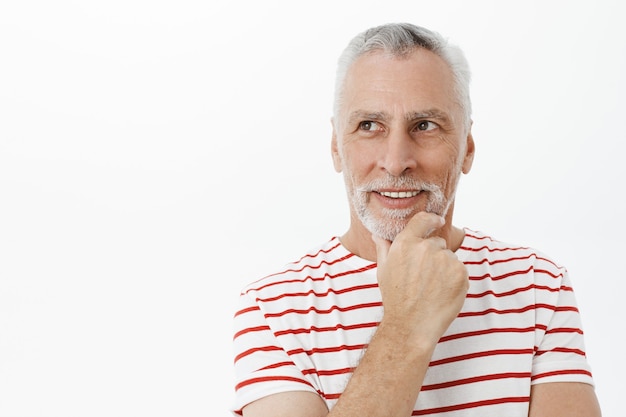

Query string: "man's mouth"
[[378, 190, 421, 199]]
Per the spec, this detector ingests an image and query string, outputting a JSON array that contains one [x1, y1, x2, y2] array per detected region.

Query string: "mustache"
[[355, 176, 442, 193]]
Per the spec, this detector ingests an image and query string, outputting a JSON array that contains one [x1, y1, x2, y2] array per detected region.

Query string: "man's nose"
[[378, 130, 418, 177]]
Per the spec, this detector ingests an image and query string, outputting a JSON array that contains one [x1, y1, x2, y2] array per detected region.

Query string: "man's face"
[[331, 48, 475, 241]]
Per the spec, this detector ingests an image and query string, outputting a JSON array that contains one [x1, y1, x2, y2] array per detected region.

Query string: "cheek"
[[418, 151, 463, 187], [416, 148, 452, 171], [342, 144, 377, 177], [443, 160, 465, 192]]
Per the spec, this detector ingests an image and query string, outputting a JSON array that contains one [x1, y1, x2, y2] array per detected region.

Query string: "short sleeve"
[[231, 292, 318, 415], [531, 263, 594, 386]]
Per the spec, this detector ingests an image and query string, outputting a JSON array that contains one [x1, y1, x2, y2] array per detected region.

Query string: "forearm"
[[324, 216, 467, 417], [328, 320, 437, 417], [529, 383, 601, 417]]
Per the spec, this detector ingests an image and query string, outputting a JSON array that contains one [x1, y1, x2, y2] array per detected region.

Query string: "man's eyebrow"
[[405, 109, 451, 122], [347, 110, 390, 125]]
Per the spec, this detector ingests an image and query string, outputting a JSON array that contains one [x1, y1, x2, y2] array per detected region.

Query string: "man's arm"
[[529, 382, 601, 417], [243, 213, 469, 417], [242, 391, 328, 417]]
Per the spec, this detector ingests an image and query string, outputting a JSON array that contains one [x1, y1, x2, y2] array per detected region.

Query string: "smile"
[[378, 191, 420, 199]]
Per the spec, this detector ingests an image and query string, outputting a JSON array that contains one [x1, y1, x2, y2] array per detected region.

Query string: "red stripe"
[[274, 321, 379, 337], [535, 255, 563, 269], [466, 262, 564, 281], [545, 326, 583, 335], [294, 239, 342, 263], [535, 347, 586, 356], [234, 345, 282, 363], [467, 283, 559, 298], [234, 305, 260, 317], [465, 255, 537, 267], [412, 396, 529, 415], [247, 263, 377, 293], [304, 367, 353, 377], [233, 325, 270, 340], [264, 301, 382, 318], [235, 375, 313, 391], [459, 244, 530, 252], [429, 348, 534, 366], [258, 282, 379, 303], [532, 369, 592, 381], [422, 372, 530, 391], [535, 268, 564, 279], [439, 326, 536, 343], [259, 361, 294, 370], [457, 303, 578, 318], [458, 303, 556, 318], [287, 343, 367, 357], [556, 306, 580, 313], [469, 266, 532, 281]]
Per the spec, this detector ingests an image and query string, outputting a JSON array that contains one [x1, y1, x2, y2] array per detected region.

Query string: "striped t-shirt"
[[232, 229, 593, 416]]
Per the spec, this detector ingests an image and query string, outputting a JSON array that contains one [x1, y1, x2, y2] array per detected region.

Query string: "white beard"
[[346, 174, 452, 241]]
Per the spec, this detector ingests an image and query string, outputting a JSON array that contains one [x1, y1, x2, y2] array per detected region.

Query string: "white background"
[[1, 0, 624, 416]]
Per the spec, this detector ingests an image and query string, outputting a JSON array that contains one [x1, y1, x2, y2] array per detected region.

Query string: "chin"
[[362, 212, 410, 242], [359, 199, 453, 241]]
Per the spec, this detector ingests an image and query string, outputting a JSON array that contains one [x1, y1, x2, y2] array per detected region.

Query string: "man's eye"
[[359, 121, 381, 131], [416, 121, 437, 131]]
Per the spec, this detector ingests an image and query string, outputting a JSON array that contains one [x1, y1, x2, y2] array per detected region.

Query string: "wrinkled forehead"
[[337, 49, 462, 126]]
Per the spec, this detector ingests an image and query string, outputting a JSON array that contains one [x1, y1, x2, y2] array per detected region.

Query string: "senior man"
[[231, 23, 601, 417]]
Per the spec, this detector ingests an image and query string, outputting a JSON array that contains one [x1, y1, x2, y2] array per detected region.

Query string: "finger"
[[429, 236, 448, 250], [372, 234, 391, 267], [405, 211, 445, 239]]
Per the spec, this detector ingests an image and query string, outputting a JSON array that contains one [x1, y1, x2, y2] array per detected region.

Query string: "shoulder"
[[460, 229, 561, 261], [460, 228, 533, 253], [239, 237, 367, 296], [459, 228, 567, 281]]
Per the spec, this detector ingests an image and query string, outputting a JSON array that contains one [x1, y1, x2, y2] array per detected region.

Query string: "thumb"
[[372, 234, 391, 267]]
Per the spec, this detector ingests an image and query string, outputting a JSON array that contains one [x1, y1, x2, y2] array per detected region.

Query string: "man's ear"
[[331, 118, 343, 173], [462, 125, 475, 175]]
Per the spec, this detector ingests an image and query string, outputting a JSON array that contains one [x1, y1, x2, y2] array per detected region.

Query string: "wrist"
[[374, 319, 439, 361]]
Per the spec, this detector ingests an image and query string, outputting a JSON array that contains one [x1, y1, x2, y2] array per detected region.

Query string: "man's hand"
[[373, 211, 469, 345]]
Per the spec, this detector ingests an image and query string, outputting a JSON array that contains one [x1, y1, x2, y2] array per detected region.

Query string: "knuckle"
[[453, 261, 468, 277]]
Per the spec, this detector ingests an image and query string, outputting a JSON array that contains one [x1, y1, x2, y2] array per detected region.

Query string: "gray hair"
[[333, 23, 472, 128]]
